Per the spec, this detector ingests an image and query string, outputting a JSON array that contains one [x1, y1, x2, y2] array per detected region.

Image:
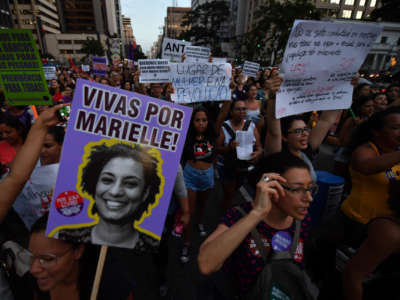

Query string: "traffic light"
[[257, 43, 261, 48]]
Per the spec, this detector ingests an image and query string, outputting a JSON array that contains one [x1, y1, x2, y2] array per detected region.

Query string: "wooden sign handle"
[[90, 245, 108, 300]]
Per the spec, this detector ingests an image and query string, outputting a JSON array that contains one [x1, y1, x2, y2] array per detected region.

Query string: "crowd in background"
[[0, 61, 399, 300]]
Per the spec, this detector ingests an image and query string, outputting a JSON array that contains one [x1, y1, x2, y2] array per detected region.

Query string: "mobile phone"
[[56, 105, 70, 122]]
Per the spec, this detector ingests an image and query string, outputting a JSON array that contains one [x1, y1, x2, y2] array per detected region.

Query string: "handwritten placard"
[[276, 20, 382, 118], [138, 59, 170, 83], [170, 62, 232, 104], [43, 65, 57, 80], [242, 61, 260, 77]]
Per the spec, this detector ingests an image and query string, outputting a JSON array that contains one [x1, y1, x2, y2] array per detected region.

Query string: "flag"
[[67, 56, 78, 73]]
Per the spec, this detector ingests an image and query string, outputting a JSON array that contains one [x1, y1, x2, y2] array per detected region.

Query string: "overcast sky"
[[120, 0, 191, 53]]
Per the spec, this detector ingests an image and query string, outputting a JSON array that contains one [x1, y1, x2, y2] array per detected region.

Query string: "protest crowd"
[[1, 25, 400, 300]]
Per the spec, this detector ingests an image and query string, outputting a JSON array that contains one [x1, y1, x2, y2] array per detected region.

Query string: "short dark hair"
[[281, 115, 307, 137], [0, 114, 28, 141], [47, 126, 65, 145], [351, 95, 374, 116], [80, 142, 162, 222], [248, 152, 310, 189]]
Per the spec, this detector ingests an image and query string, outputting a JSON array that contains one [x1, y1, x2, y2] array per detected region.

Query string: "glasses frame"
[[287, 127, 312, 136], [280, 183, 319, 196], [25, 247, 74, 269]]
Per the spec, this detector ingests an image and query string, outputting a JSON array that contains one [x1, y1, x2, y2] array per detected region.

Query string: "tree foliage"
[[370, 0, 400, 22], [240, 0, 320, 65], [179, 1, 230, 56], [81, 38, 105, 58]]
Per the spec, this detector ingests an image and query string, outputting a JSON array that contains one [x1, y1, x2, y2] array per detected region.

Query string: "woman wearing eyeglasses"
[[27, 214, 99, 300], [198, 152, 317, 298], [264, 71, 354, 183], [216, 99, 262, 209]]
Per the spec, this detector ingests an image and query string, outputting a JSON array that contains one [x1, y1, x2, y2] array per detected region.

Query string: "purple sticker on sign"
[[271, 231, 293, 252], [45, 79, 192, 249]]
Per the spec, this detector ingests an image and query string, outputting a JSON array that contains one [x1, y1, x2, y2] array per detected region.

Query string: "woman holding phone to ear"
[[198, 152, 316, 297]]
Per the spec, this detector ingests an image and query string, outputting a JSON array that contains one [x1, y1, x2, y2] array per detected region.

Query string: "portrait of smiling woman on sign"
[[53, 140, 164, 250]]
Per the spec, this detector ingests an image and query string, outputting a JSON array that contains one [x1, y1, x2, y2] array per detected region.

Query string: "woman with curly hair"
[[58, 142, 163, 250]]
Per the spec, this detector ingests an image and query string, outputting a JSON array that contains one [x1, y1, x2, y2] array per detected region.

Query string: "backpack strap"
[[222, 122, 236, 141], [235, 206, 268, 263], [239, 185, 253, 203], [271, 220, 301, 260], [242, 119, 252, 131]]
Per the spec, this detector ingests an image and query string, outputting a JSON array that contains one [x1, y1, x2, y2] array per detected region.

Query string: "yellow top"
[[341, 142, 398, 224]]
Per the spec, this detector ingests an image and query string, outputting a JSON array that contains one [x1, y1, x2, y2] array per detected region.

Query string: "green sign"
[[0, 29, 52, 105]]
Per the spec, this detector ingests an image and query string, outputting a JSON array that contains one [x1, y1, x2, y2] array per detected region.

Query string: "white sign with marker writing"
[[162, 38, 192, 62], [170, 62, 232, 104], [81, 65, 90, 72], [43, 66, 57, 80], [276, 20, 382, 118], [242, 61, 260, 77], [138, 59, 170, 83], [184, 45, 211, 63]]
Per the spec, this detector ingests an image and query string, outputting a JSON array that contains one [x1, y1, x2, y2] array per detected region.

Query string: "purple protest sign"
[[46, 79, 192, 249], [92, 56, 107, 77]]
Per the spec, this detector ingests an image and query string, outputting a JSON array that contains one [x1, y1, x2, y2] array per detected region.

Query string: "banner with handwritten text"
[[170, 62, 232, 103], [276, 20, 382, 118]]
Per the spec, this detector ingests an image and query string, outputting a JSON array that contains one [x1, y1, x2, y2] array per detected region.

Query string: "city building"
[[165, 6, 190, 39], [46, 0, 123, 61], [45, 33, 108, 63], [150, 33, 163, 58], [10, 0, 61, 54], [191, 0, 208, 10], [56, 0, 119, 35], [315, 0, 378, 20], [122, 14, 134, 43], [0, 0, 13, 28], [122, 14, 135, 57], [241, 0, 381, 35]]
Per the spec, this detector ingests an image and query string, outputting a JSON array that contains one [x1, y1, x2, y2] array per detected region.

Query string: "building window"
[[359, 0, 365, 6], [369, 0, 376, 7], [59, 40, 72, 44], [345, 0, 354, 5], [330, 0, 340, 4], [397, 37, 400, 46], [381, 36, 387, 44], [355, 11, 363, 19], [60, 49, 74, 54], [342, 10, 352, 18]]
